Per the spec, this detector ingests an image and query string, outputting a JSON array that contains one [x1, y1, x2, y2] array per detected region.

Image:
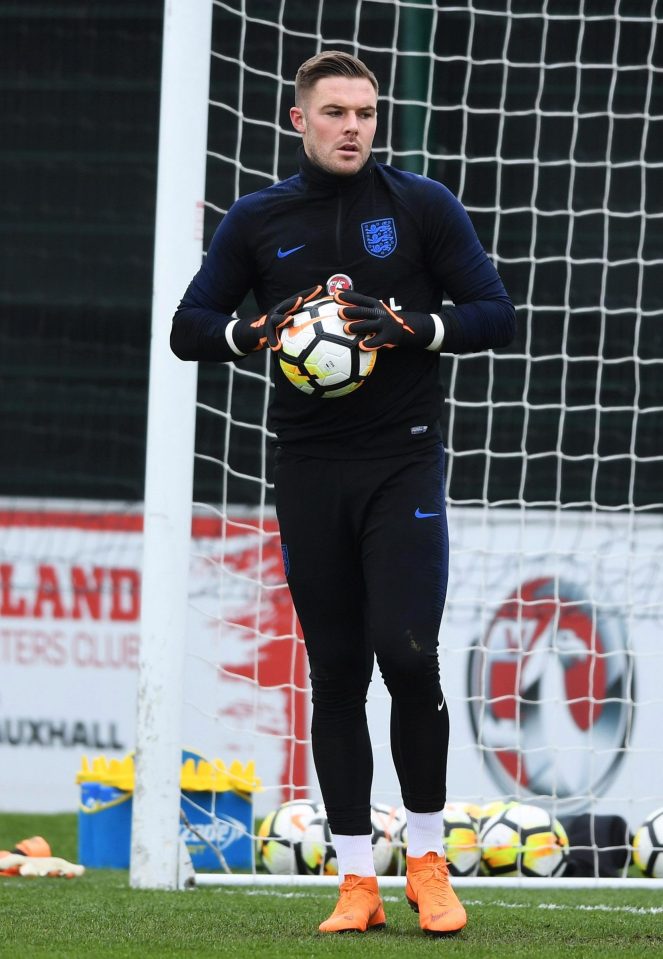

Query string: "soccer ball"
[[480, 802, 569, 878], [257, 799, 322, 874], [390, 806, 408, 874], [632, 806, 663, 878], [396, 803, 481, 877], [278, 295, 376, 398], [370, 803, 403, 875], [478, 799, 515, 833], [442, 804, 482, 877], [300, 811, 338, 875], [446, 800, 483, 829]]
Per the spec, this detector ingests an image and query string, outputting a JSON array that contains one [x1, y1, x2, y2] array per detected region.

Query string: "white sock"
[[331, 833, 375, 882], [404, 808, 444, 858]]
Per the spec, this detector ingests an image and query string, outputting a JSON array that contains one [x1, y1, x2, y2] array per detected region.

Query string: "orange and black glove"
[[334, 290, 444, 352], [0, 836, 51, 876], [229, 286, 324, 354]]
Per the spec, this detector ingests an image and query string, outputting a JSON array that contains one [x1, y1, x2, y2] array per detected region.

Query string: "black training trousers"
[[274, 442, 450, 835]]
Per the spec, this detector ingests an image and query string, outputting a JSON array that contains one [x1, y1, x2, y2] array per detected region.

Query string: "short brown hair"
[[295, 50, 379, 104]]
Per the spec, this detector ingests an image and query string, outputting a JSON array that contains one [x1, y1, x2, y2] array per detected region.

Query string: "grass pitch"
[[1, 813, 662, 958]]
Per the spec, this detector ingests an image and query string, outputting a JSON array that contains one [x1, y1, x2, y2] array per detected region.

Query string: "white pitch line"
[[462, 898, 663, 915], [208, 888, 663, 914]]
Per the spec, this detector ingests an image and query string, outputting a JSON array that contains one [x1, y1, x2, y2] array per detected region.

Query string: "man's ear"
[[290, 106, 306, 134]]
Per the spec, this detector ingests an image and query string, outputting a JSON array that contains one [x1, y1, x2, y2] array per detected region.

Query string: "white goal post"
[[129, 0, 213, 891], [131, 1, 663, 891]]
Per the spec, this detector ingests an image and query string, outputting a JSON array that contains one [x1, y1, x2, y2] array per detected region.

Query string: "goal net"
[[133, 0, 663, 888]]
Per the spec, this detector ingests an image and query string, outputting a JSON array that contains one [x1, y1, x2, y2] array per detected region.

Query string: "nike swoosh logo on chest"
[[277, 244, 306, 258]]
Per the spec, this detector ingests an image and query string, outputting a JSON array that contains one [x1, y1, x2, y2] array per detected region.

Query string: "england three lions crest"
[[361, 218, 397, 258]]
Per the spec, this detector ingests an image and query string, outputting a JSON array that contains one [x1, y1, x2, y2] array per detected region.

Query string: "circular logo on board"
[[466, 577, 633, 813], [326, 273, 353, 295]]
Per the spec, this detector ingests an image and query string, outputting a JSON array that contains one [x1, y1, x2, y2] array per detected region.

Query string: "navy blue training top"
[[171, 149, 515, 458]]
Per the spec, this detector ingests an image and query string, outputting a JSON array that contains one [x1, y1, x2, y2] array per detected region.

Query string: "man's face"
[[290, 76, 377, 176]]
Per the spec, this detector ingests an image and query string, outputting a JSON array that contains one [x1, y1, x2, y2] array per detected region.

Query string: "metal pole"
[[130, 0, 213, 891]]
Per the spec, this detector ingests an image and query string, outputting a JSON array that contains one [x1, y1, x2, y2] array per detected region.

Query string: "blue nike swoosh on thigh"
[[414, 507, 441, 519]]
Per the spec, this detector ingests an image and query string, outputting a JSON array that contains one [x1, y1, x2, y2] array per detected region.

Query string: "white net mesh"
[[181, 0, 663, 880]]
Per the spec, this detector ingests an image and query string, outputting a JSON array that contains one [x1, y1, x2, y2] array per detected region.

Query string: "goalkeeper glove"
[[263, 285, 324, 351], [334, 290, 445, 352], [227, 285, 324, 354], [0, 853, 85, 878], [0, 835, 52, 874]]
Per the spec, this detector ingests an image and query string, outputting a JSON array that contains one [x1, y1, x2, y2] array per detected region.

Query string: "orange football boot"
[[405, 851, 467, 935], [319, 875, 386, 933]]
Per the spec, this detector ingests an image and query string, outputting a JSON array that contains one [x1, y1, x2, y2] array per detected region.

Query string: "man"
[[171, 50, 515, 935]]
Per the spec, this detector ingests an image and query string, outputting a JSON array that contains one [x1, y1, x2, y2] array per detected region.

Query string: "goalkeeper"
[[171, 50, 515, 935]]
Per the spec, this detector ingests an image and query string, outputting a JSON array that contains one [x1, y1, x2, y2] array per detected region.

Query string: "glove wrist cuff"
[[226, 318, 248, 356], [402, 312, 445, 351], [425, 313, 445, 351]]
